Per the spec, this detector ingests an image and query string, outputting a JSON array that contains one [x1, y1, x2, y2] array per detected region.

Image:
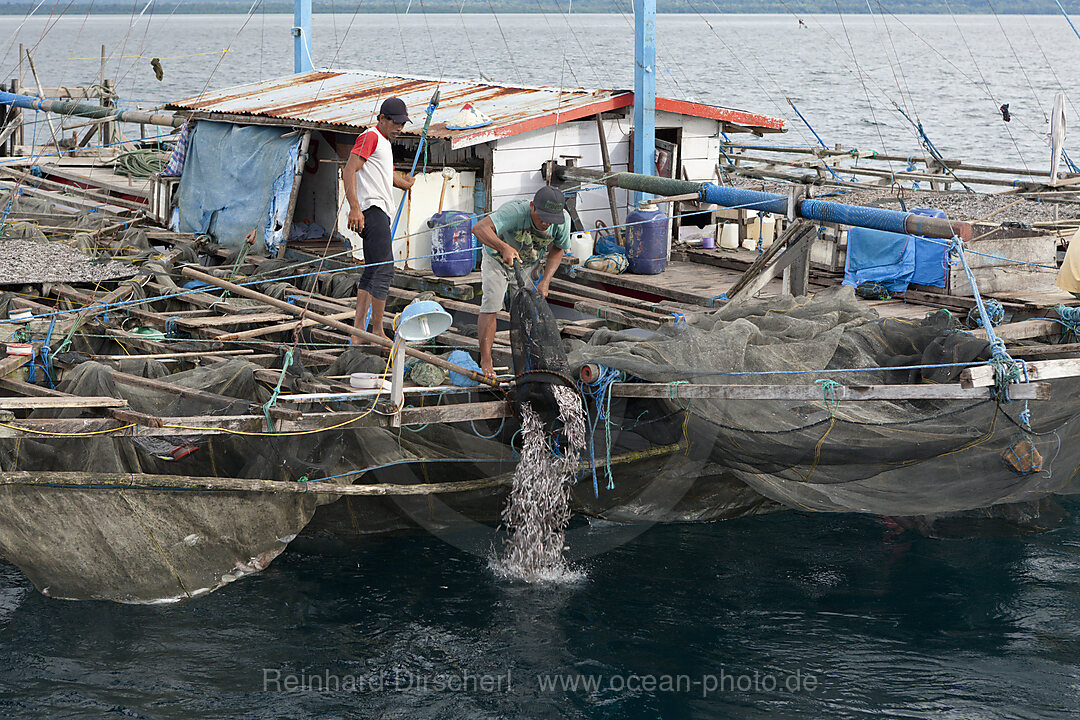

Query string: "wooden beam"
[[960, 359, 1080, 389], [397, 400, 512, 426], [0, 470, 512, 497], [971, 319, 1060, 342], [0, 396, 127, 410], [1009, 343, 1080, 358], [276, 129, 312, 259], [0, 410, 387, 437], [611, 381, 1050, 401], [726, 221, 816, 303]]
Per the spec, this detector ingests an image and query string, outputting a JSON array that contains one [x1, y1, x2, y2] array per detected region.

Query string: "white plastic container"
[[350, 372, 392, 392], [569, 231, 594, 260], [760, 215, 776, 250], [719, 223, 740, 250], [742, 211, 760, 251]]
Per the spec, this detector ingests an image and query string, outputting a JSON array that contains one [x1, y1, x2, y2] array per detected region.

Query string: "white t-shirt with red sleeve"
[[351, 127, 395, 216]]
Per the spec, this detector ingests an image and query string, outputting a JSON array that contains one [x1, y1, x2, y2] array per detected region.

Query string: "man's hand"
[[535, 277, 551, 298], [500, 246, 521, 266], [396, 172, 416, 191], [347, 207, 365, 234]]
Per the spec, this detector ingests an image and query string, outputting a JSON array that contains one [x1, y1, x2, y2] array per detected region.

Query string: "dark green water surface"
[[2, 508, 1079, 719]]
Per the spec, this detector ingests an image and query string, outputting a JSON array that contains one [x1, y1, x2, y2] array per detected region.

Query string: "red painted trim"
[[451, 94, 633, 149], [655, 97, 785, 131]]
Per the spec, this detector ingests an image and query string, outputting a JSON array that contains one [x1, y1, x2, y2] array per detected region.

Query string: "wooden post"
[[102, 79, 114, 146], [276, 130, 312, 258], [781, 237, 811, 297], [24, 50, 61, 153], [595, 112, 623, 244]]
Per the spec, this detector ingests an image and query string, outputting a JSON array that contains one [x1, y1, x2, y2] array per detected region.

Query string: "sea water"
[[2, 11, 1080, 718]]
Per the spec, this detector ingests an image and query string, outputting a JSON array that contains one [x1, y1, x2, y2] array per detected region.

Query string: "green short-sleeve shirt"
[[486, 199, 571, 267]]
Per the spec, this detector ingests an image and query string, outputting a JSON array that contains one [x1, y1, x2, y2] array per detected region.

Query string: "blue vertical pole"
[[633, 0, 656, 206], [294, 0, 313, 73]]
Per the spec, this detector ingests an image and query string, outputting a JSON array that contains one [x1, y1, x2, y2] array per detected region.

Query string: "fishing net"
[[0, 357, 519, 541], [507, 260, 573, 420], [568, 284, 1080, 517]]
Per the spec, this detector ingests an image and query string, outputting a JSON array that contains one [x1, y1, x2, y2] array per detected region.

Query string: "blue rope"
[[1054, 0, 1080, 42], [39, 316, 56, 389], [948, 237, 1024, 404], [1063, 150, 1080, 175], [1056, 305, 1080, 342], [967, 298, 1004, 329], [786, 99, 848, 184], [579, 364, 624, 496]]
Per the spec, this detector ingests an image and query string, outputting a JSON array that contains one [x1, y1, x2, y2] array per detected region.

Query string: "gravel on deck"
[[0, 239, 137, 285]]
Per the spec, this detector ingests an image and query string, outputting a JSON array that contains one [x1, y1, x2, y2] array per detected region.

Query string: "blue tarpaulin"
[[843, 207, 948, 293], [843, 227, 917, 293], [173, 121, 301, 252]]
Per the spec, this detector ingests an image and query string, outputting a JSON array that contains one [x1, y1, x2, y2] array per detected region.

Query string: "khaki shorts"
[[479, 252, 541, 313]]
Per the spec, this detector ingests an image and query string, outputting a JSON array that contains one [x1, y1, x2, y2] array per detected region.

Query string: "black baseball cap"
[[532, 185, 566, 224], [379, 97, 410, 124]]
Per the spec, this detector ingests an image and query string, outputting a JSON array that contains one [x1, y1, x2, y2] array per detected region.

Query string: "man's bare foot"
[[480, 360, 496, 379]]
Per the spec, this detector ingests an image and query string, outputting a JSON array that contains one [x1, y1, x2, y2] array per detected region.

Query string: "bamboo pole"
[[179, 265, 501, 387], [0, 470, 511, 496], [24, 50, 61, 153], [276, 129, 312, 259]]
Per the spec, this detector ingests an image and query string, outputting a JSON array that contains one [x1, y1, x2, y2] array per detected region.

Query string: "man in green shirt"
[[472, 185, 571, 378]]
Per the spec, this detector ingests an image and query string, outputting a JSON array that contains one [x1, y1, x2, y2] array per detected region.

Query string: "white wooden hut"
[[166, 70, 784, 266]]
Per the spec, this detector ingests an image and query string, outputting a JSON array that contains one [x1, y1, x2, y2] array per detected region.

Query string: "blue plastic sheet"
[[843, 227, 916, 293], [447, 350, 482, 387], [173, 121, 301, 252], [843, 224, 948, 293]]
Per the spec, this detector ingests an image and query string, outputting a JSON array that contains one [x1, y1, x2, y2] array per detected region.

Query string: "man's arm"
[[342, 152, 367, 233], [392, 171, 415, 191], [472, 216, 520, 266], [535, 246, 564, 298]]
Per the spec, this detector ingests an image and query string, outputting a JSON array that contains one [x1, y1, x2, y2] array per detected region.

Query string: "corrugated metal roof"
[[167, 70, 784, 148]]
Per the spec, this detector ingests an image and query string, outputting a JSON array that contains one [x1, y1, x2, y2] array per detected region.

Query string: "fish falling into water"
[[492, 385, 586, 583]]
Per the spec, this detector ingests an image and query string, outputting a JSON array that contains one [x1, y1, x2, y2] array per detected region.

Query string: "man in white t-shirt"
[[342, 97, 415, 340]]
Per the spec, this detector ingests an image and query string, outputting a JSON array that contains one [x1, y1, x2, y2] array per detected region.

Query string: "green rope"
[[665, 380, 690, 410], [115, 149, 169, 178], [815, 378, 842, 416], [261, 349, 293, 432], [228, 238, 254, 282]]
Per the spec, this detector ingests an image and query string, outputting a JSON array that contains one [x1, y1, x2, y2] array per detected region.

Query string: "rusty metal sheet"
[[167, 70, 784, 142]]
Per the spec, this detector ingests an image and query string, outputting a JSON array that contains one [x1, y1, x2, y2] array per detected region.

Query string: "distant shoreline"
[[0, 6, 1072, 16]]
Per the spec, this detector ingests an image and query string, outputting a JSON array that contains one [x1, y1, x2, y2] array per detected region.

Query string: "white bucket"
[[719, 223, 740, 250], [569, 231, 594, 260], [350, 372, 392, 391]]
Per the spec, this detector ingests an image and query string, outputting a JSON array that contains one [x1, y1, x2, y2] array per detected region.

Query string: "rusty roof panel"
[[166, 70, 784, 142]]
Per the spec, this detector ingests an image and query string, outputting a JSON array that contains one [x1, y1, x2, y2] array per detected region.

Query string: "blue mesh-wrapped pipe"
[[0, 91, 182, 127], [699, 183, 972, 241], [699, 185, 789, 215], [553, 167, 972, 241], [799, 198, 910, 234]]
